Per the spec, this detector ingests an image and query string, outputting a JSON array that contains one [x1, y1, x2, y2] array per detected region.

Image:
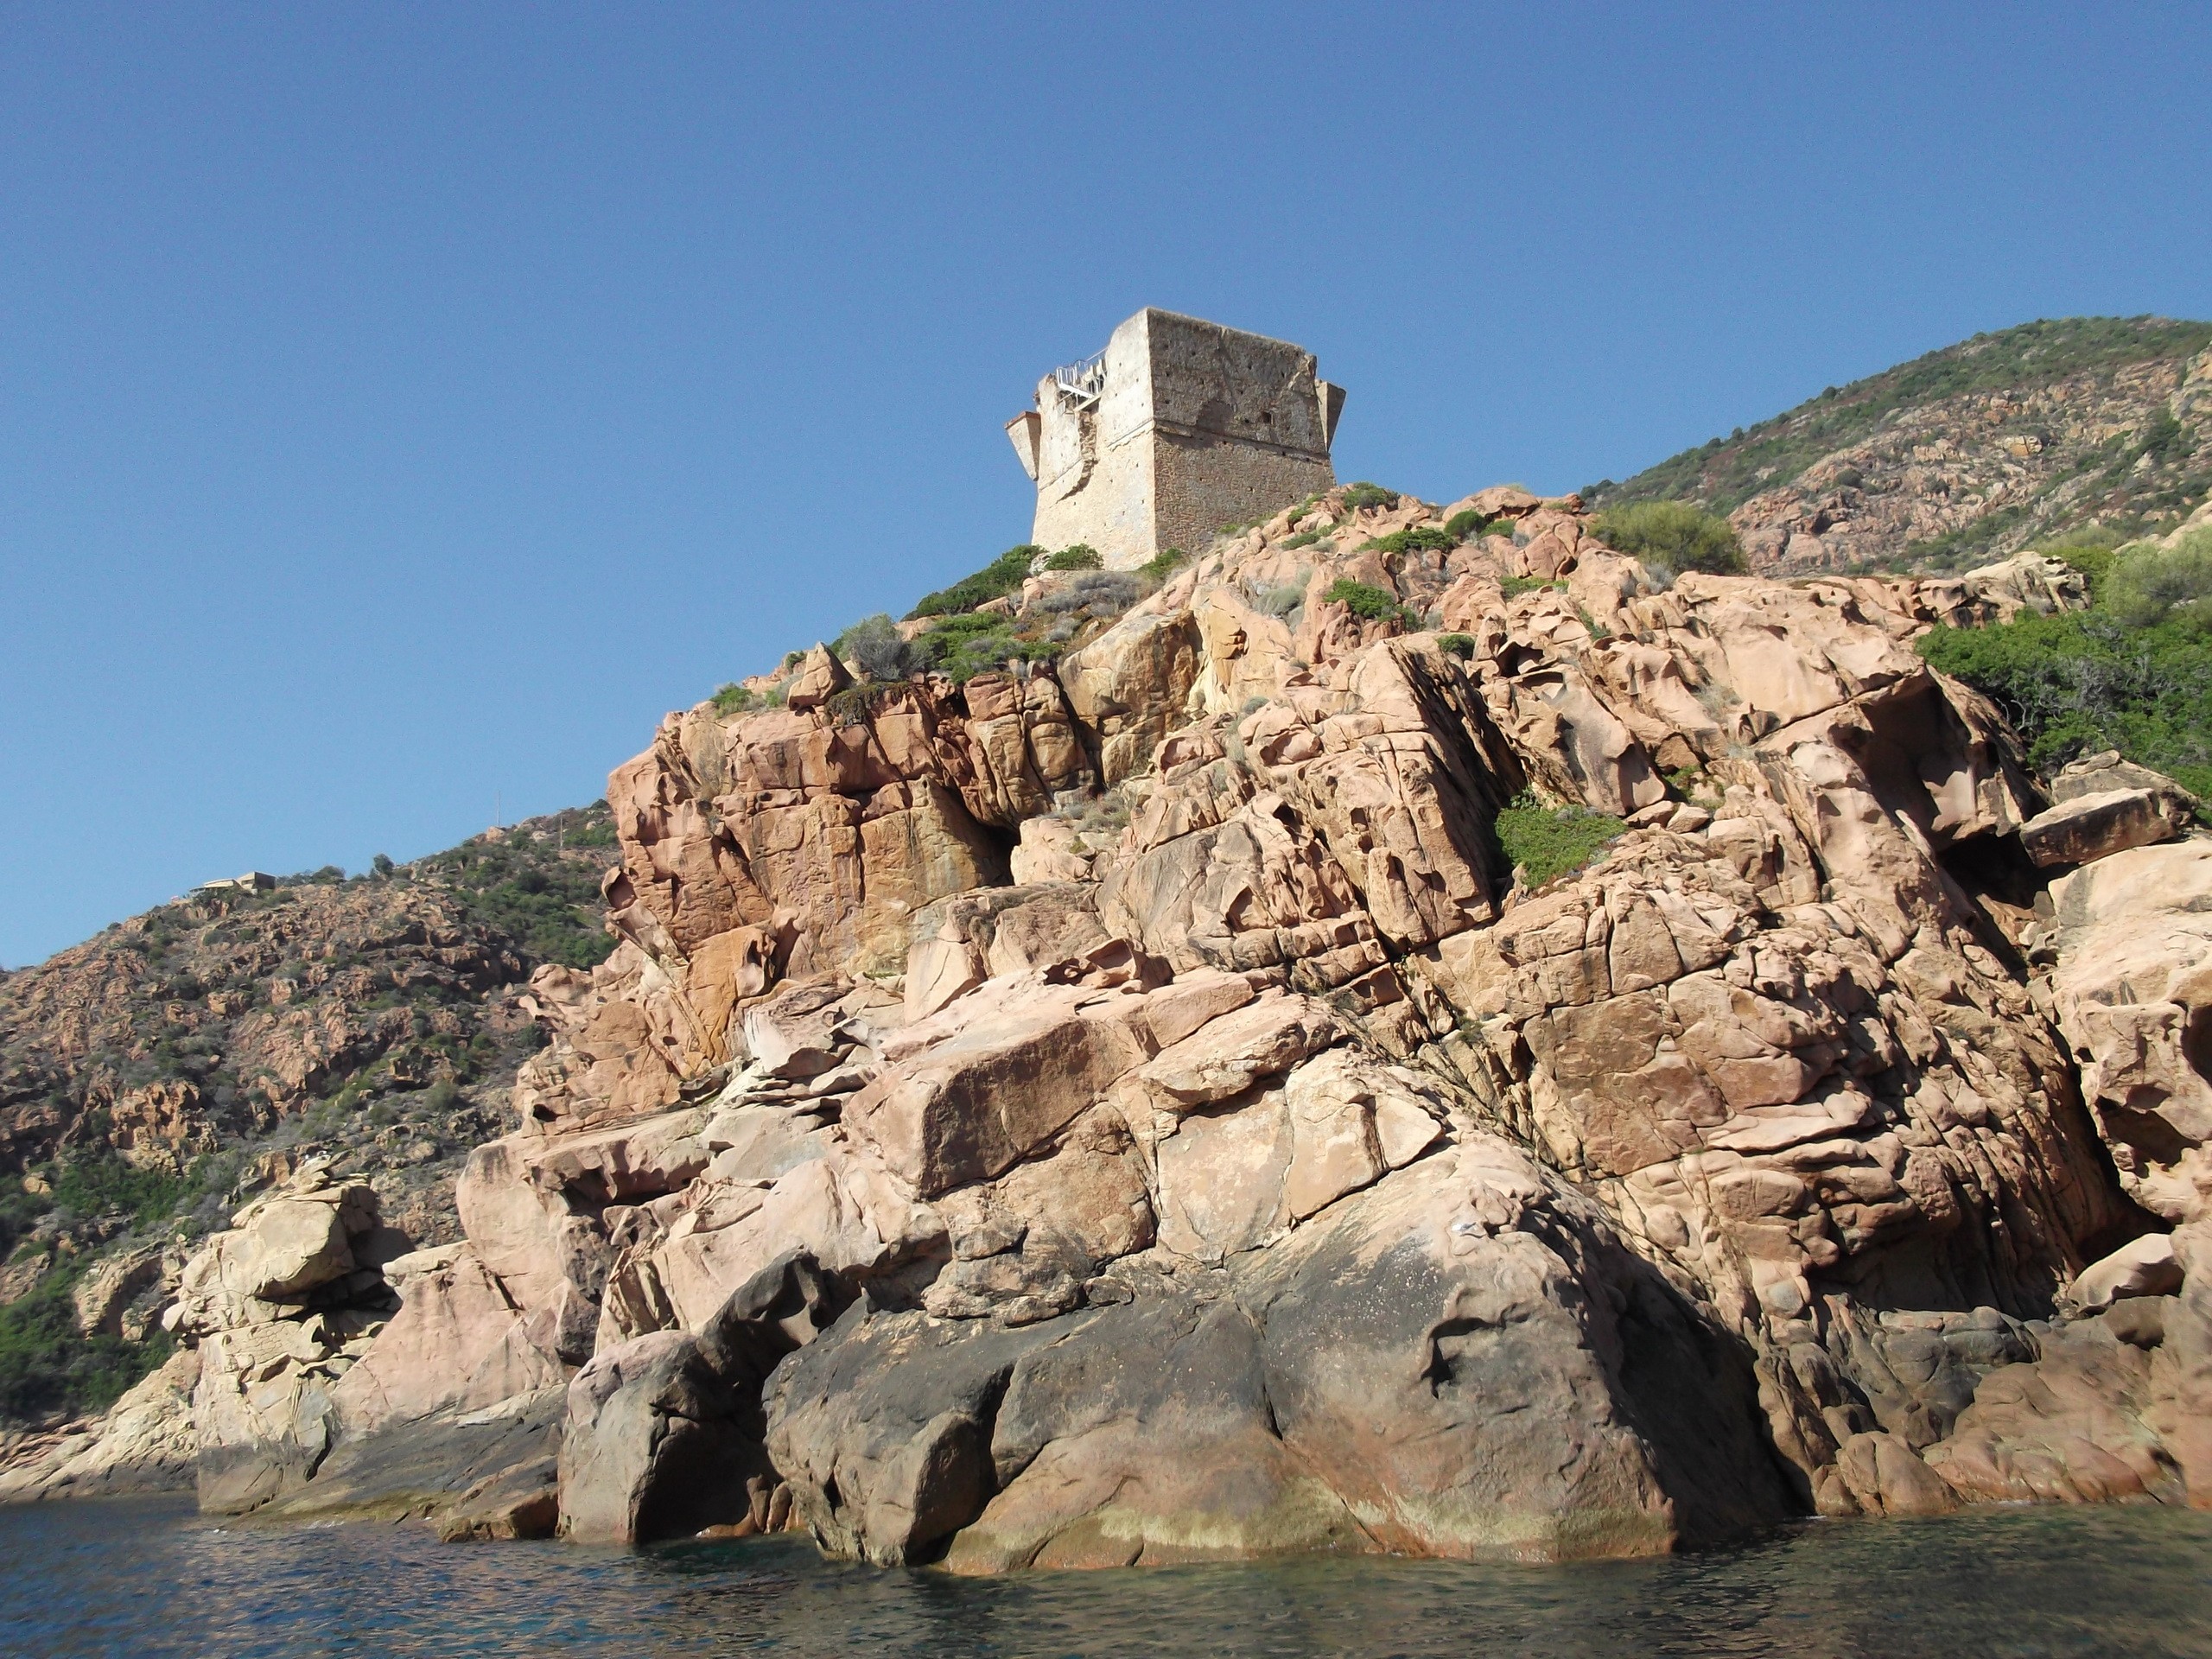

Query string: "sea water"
[[3, 1497, 2209, 1657]]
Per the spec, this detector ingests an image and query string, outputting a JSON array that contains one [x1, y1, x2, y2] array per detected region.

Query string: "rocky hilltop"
[[0, 807, 614, 1461], [1591, 316, 2212, 574], [10, 480, 2212, 1571]]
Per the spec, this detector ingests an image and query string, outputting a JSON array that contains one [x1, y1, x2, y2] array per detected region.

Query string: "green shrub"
[[1361, 526, 1458, 556], [1443, 508, 1514, 543], [1500, 575, 1550, 599], [709, 683, 760, 715], [832, 613, 925, 682], [908, 545, 1043, 619], [1494, 793, 1625, 888], [918, 611, 1054, 684], [1436, 633, 1477, 659], [565, 810, 617, 850], [1917, 546, 2212, 792], [1322, 578, 1413, 624], [2043, 533, 2121, 596], [1044, 544, 1102, 572], [2103, 532, 2212, 629], [1591, 500, 1746, 575], [1280, 528, 1328, 550], [1339, 481, 1399, 513], [1138, 545, 1191, 585], [2141, 407, 2190, 463]]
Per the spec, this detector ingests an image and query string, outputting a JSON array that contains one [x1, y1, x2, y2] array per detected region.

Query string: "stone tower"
[[1004, 309, 1344, 572]]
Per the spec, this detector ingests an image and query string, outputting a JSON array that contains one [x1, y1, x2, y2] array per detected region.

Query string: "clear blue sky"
[[4, 3, 2209, 967]]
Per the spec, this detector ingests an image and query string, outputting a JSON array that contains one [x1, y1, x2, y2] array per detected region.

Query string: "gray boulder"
[[766, 1142, 1798, 1569]]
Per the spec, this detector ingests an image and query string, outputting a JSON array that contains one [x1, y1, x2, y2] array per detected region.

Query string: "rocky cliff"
[[1591, 316, 2212, 575], [13, 485, 2212, 1569]]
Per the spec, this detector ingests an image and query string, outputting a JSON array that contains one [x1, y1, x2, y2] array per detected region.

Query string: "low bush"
[[1321, 578, 1414, 625], [1436, 632, 1477, 659], [918, 611, 1055, 684], [1044, 544, 1102, 572], [1280, 528, 1329, 550], [710, 683, 760, 715], [1339, 481, 1399, 513], [1499, 575, 1551, 599], [1361, 526, 1458, 556], [1034, 570, 1142, 618], [1443, 508, 1514, 543], [908, 545, 1044, 619], [1255, 582, 1306, 620], [1494, 793, 1625, 888], [832, 613, 925, 682], [2103, 531, 2212, 629], [1591, 500, 1746, 575], [1138, 545, 1190, 585]]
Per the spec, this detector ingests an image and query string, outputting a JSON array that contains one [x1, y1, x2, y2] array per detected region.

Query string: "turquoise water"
[[3, 1498, 2209, 1656]]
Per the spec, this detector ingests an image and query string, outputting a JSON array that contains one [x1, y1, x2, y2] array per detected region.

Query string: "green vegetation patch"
[[908, 545, 1043, 620], [1495, 793, 1626, 888], [1044, 544, 1102, 572], [1361, 526, 1458, 556], [1138, 545, 1191, 585], [47, 1146, 191, 1230], [1443, 508, 1515, 543], [917, 610, 1056, 684], [1916, 530, 2212, 798], [1339, 481, 1399, 513], [0, 1267, 175, 1422], [416, 814, 616, 970], [1591, 501, 1746, 575], [1321, 578, 1417, 626]]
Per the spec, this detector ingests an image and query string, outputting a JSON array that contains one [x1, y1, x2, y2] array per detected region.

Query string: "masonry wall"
[[1148, 430, 1334, 566]]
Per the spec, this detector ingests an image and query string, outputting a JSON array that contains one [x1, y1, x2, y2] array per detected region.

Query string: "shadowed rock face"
[[766, 1140, 1798, 1570], [92, 480, 2212, 1566]]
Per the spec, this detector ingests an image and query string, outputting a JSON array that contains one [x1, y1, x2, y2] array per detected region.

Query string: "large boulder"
[[169, 1166, 408, 1514], [2045, 841, 2212, 1223], [2020, 788, 2194, 868], [767, 1141, 1797, 1569]]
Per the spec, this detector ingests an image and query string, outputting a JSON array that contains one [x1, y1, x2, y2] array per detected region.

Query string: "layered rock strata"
[[51, 484, 2212, 1565]]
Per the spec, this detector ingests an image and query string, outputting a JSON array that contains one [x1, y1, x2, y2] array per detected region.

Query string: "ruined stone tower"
[[1004, 309, 1344, 571]]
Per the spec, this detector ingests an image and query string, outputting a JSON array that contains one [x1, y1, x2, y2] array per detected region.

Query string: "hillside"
[[0, 804, 616, 1427], [1587, 315, 2212, 573]]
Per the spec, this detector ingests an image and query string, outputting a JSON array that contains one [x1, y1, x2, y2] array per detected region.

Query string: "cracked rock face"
[[145, 482, 2212, 1564]]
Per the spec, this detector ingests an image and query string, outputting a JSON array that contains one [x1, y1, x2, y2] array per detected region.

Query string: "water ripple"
[[3, 1499, 2209, 1657]]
